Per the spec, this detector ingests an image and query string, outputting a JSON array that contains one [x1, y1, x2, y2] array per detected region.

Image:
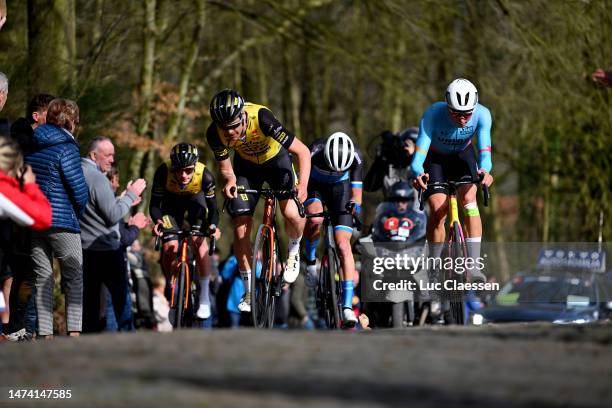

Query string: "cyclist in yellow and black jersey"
[[149, 143, 221, 320], [205, 89, 311, 313]]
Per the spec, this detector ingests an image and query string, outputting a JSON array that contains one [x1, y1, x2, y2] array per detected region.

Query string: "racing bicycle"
[[229, 187, 304, 329], [418, 176, 489, 325], [155, 228, 215, 329], [305, 203, 361, 329]]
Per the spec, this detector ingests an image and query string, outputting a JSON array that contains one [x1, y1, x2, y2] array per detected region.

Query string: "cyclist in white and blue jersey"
[[303, 132, 364, 327], [411, 79, 494, 282]]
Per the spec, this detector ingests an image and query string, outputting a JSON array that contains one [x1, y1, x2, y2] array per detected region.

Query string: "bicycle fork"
[[170, 239, 191, 310]]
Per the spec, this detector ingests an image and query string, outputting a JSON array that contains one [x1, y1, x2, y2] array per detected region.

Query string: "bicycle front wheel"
[[173, 262, 188, 329], [320, 248, 341, 330], [251, 225, 275, 329], [445, 222, 467, 325]]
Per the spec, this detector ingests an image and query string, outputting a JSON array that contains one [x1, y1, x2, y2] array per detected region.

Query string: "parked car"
[[476, 270, 606, 324]]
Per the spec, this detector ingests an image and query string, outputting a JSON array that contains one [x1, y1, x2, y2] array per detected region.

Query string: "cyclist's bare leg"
[[191, 236, 210, 277], [304, 200, 324, 243], [279, 198, 305, 240], [334, 230, 354, 282], [233, 215, 254, 308], [279, 198, 306, 282], [304, 200, 324, 285], [233, 215, 254, 273], [335, 229, 357, 324], [426, 192, 448, 313], [458, 184, 481, 238], [191, 236, 212, 318], [427, 193, 449, 244], [458, 184, 485, 282], [161, 240, 179, 277]]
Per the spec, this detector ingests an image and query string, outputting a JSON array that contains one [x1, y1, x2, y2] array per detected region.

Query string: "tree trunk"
[[162, 0, 205, 145], [27, 0, 76, 98], [129, 0, 158, 180]]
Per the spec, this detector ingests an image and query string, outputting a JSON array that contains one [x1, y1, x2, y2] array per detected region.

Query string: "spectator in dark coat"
[[4, 93, 55, 340], [103, 164, 151, 332], [25, 98, 89, 338]]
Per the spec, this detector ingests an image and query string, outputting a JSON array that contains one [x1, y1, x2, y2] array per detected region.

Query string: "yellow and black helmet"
[[170, 143, 199, 169], [209, 88, 244, 127]]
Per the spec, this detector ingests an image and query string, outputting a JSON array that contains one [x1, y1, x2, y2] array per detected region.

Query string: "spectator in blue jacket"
[[25, 98, 89, 338]]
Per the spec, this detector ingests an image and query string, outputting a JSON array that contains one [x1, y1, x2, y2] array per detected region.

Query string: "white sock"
[[288, 236, 302, 256], [240, 269, 251, 294], [199, 277, 210, 305], [466, 236, 482, 259]]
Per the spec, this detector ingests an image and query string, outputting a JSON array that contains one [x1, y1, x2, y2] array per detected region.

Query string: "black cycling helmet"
[[209, 88, 245, 127], [170, 143, 199, 169], [399, 127, 419, 143], [387, 181, 414, 201]]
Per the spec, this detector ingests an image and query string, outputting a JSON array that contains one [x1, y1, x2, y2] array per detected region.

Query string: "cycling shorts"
[[228, 149, 297, 217], [423, 146, 479, 199], [160, 192, 210, 243], [305, 179, 353, 230]]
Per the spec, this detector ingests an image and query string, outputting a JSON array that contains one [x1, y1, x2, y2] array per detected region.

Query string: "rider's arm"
[[201, 167, 219, 227], [476, 106, 493, 173], [287, 138, 311, 190], [350, 147, 365, 205], [149, 164, 166, 224], [258, 108, 295, 149], [410, 110, 433, 177], [205, 123, 231, 162], [258, 107, 311, 190], [217, 157, 236, 186]]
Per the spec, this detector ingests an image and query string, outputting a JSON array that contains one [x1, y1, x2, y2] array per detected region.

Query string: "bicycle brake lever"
[[208, 236, 216, 256]]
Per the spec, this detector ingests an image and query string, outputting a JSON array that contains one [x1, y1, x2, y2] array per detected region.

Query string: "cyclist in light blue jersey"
[[411, 78, 494, 282]]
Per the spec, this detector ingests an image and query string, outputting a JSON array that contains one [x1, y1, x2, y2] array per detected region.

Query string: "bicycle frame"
[[305, 206, 361, 329], [418, 177, 490, 325], [448, 191, 465, 244], [170, 235, 192, 311], [260, 194, 278, 286], [229, 187, 304, 328], [155, 229, 213, 329]]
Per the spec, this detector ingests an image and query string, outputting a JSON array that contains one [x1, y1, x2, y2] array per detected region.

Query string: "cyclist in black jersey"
[[149, 143, 220, 320], [206, 89, 311, 313], [303, 132, 364, 327]]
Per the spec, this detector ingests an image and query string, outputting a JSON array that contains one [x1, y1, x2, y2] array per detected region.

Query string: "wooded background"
[[0, 0, 610, 249]]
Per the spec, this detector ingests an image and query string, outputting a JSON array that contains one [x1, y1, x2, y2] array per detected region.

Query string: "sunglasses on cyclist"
[[449, 109, 474, 119], [221, 113, 244, 130]]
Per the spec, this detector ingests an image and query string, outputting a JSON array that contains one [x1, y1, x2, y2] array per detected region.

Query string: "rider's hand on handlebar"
[[413, 173, 429, 191], [478, 169, 494, 188], [208, 224, 221, 240], [347, 200, 361, 217], [223, 181, 238, 199], [152, 219, 164, 237]]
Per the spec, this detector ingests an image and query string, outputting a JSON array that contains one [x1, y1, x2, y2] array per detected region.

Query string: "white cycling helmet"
[[324, 132, 355, 172], [445, 78, 478, 111]]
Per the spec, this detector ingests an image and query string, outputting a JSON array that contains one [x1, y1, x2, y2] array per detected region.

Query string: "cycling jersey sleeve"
[[350, 147, 365, 189], [258, 108, 295, 149], [476, 106, 493, 172], [149, 164, 166, 224], [206, 123, 230, 161], [411, 109, 433, 177], [202, 167, 219, 226]]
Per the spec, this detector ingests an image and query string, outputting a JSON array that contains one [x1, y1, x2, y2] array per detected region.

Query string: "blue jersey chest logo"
[[437, 125, 475, 146]]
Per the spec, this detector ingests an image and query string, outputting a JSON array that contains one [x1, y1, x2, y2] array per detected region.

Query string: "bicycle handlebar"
[[226, 186, 306, 218], [417, 174, 490, 211], [154, 228, 216, 256]]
